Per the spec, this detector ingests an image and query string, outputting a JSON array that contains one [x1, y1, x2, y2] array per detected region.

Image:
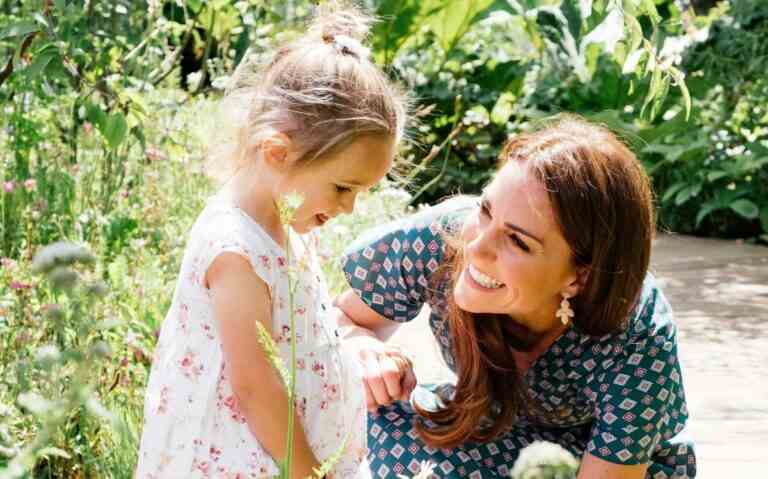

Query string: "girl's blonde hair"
[[207, 1, 408, 182]]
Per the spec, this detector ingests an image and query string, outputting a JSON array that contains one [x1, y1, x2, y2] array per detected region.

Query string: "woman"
[[333, 116, 696, 478]]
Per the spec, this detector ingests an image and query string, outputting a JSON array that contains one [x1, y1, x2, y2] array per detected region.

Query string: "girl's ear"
[[258, 131, 294, 171]]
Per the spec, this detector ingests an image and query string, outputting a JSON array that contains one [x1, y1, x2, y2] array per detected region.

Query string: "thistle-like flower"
[[399, 461, 436, 479], [509, 441, 580, 479], [31, 242, 95, 275]]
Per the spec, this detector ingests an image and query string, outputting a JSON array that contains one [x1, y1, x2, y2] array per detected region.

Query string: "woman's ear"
[[562, 267, 589, 299]]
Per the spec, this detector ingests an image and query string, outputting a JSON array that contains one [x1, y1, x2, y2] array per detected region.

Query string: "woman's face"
[[453, 162, 582, 333]]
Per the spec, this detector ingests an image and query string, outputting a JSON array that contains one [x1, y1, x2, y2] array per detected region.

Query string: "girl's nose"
[[340, 193, 356, 214]]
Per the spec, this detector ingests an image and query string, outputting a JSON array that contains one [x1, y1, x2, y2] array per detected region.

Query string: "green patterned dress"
[[341, 197, 696, 478]]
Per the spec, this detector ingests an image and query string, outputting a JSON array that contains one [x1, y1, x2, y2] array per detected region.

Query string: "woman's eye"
[[335, 185, 352, 193], [510, 234, 530, 253]]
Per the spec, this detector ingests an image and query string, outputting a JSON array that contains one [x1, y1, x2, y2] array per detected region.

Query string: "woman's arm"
[[577, 453, 648, 479], [208, 253, 320, 478], [334, 290, 416, 411]]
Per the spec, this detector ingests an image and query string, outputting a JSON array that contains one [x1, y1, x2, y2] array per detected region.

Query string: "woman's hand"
[[333, 306, 417, 412]]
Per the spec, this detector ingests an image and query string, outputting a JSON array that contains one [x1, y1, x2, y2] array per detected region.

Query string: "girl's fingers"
[[363, 354, 393, 407], [378, 355, 403, 400]]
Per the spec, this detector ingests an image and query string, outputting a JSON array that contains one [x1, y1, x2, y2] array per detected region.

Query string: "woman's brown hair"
[[415, 114, 655, 448]]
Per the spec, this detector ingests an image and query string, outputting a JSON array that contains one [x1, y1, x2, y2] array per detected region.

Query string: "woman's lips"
[[316, 213, 329, 225]]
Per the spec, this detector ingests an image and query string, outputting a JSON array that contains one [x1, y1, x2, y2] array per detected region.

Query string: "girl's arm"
[[207, 253, 320, 479], [334, 289, 416, 412], [577, 453, 648, 479]]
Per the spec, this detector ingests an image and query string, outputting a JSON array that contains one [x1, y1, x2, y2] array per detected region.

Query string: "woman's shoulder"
[[344, 195, 476, 253], [625, 272, 676, 341]]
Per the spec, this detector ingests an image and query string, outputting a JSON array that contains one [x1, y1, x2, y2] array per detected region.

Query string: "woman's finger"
[[363, 379, 378, 414]]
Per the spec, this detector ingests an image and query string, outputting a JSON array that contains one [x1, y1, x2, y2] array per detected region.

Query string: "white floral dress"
[[136, 193, 369, 479]]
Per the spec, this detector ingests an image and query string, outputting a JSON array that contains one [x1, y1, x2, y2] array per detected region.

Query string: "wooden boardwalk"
[[387, 234, 768, 477]]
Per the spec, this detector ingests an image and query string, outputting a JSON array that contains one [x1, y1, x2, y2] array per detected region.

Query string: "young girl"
[[135, 4, 408, 478]]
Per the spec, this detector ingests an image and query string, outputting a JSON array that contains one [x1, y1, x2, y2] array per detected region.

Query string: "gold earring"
[[556, 294, 574, 326]]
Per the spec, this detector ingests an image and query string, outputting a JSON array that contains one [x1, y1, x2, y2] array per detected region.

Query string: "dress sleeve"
[[195, 208, 282, 294], [340, 197, 473, 322], [585, 278, 690, 465]]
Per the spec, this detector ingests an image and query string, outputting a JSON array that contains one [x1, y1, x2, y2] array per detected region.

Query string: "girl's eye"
[[335, 185, 352, 193], [510, 234, 530, 253], [479, 200, 490, 217]]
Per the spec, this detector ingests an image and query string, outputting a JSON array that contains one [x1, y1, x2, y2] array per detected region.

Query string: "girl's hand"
[[334, 312, 417, 412], [352, 335, 417, 412]]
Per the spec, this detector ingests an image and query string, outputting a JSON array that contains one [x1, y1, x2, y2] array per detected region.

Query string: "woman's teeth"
[[468, 264, 504, 289]]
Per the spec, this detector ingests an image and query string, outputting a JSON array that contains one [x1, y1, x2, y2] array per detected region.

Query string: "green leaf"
[[622, 48, 646, 75], [674, 183, 701, 206], [38, 447, 71, 460], [0, 21, 40, 40], [696, 203, 720, 228], [490, 92, 516, 125], [102, 113, 128, 150], [661, 182, 686, 203], [707, 171, 728, 182], [730, 199, 759, 219], [668, 67, 691, 120], [760, 208, 768, 233], [25, 49, 58, 79], [428, 0, 494, 52], [579, 0, 593, 21]]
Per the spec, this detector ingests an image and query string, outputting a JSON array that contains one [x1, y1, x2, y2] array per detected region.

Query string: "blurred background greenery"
[[1, 0, 766, 477]]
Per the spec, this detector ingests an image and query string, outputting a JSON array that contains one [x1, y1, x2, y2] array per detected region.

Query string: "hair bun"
[[310, 1, 373, 45]]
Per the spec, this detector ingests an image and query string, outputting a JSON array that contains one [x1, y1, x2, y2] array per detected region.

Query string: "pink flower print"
[[323, 382, 340, 401], [209, 445, 222, 461], [277, 256, 286, 269], [294, 307, 306, 316], [202, 322, 215, 340], [296, 358, 305, 370], [258, 255, 271, 270], [155, 386, 170, 414], [192, 458, 210, 476], [178, 304, 190, 333], [223, 395, 247, 423], [311, 361, 325, 377], [295, 396, 307, 418], [179, 350, 204, 380], [319, 400, 329, 410]]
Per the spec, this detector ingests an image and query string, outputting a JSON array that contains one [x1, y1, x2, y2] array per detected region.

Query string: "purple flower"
[[9, 281, 33, 291], [24, 179, 37, 192], [3, 181, 14, 193]]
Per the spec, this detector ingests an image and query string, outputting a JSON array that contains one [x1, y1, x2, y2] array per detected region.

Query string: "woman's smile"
[[466, 263, 505, 290]]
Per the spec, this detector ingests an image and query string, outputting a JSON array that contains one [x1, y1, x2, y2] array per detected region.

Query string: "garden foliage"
[[0, 0, 765, 477]]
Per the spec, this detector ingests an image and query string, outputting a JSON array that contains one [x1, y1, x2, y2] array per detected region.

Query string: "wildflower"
[[23, 179, 37, 192], [3, 181, 13, 193], [9, 281, 32, 291], [277, 192, 305, 225], [146, 146, 167, 162], [83, 121, 93, 135], [510, 441, 580, 479], [31, 241, 95, 274], [399, 461, 436, 479], [1, 258, 16, 270]]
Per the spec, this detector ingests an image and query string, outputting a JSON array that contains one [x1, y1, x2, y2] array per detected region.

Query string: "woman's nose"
[[468, 225, 496, 261]]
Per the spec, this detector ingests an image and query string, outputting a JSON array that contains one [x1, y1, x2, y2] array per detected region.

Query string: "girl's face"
[[278, 134, 395, 233], [453, 162, 582, 333]]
